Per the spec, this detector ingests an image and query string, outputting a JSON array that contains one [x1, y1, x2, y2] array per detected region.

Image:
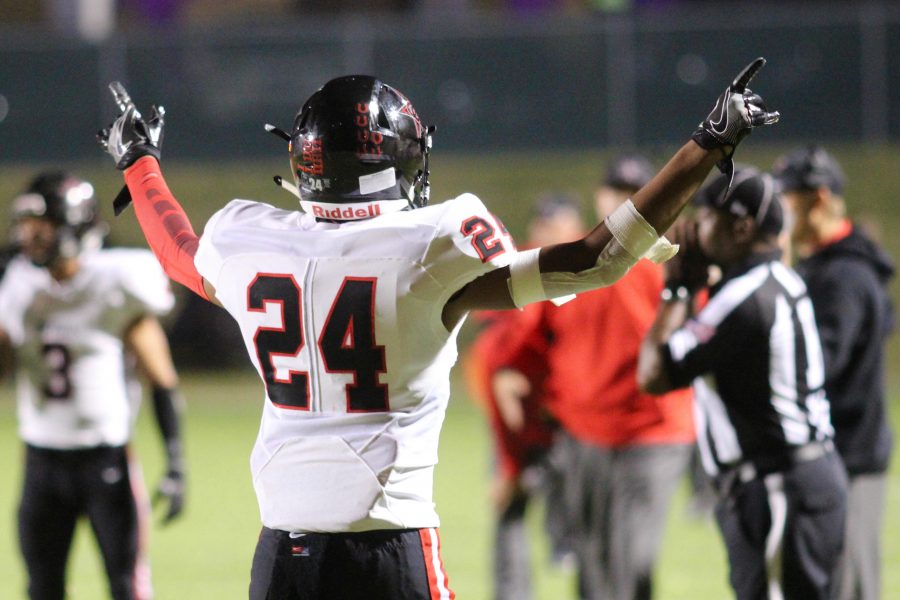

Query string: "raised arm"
[[97, 83, 219, 305], [442, 58, 779, 328]]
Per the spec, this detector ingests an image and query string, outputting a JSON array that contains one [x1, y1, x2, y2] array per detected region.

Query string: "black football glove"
[[98, 81, 164, 169], [154, 462, 186, 525], [692, 57, 780, 178], [97, 82, 166, 214], [153, 438, 186, 526], [150, 386, 185, 525]]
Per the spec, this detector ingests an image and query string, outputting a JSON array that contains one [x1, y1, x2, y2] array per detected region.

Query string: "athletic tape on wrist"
[[507, 201, 678, 309], [645, 237, 679, 264], [605, 200, 659, 259], [605, 200, 678, 264]]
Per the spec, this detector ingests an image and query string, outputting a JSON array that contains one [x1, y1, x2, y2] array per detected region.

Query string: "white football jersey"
[[0, 249, 174, 449], [195, 194, 515, 532]]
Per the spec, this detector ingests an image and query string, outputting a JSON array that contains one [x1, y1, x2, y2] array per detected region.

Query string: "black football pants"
[[18, 444, 139, 600], [250, 526, 454, 600], [715, 450, 848, 600]]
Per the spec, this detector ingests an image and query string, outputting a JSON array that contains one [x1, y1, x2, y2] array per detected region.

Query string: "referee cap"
[[694, 166, 784, 236], [771, 145, 845, 195], [603, 153, 654, 191]]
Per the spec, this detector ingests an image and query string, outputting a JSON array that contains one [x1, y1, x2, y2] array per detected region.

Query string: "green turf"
[[0, 146, 897, 596], [0, 371, 264, 598], [1, 367, 898, 598]]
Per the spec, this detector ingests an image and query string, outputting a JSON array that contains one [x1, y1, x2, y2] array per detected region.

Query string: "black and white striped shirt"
[[663, 251, 834, 477]]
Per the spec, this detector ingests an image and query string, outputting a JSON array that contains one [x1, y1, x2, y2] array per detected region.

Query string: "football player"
[[97, 59, 778, 599], [0, 172, 187, 600]]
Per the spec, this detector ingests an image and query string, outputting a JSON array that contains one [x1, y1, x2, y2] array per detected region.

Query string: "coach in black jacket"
[[774, 146, 895, 600]]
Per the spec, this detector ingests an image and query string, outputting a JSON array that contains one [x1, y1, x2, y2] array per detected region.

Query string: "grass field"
[[0, 368, 898, 599], [0, 145, 898, 597]]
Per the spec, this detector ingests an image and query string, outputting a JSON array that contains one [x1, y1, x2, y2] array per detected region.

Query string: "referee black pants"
[[715, 450, 848, 600], [18, 444, 139, 600]]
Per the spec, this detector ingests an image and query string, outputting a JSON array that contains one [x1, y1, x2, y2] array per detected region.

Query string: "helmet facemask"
[[11, 173, 105, 267]]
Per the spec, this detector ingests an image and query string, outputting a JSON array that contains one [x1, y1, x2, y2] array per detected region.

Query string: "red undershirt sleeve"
[[123, 156, 210, 301]]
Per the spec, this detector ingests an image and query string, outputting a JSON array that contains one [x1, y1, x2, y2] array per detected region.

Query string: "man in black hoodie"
[[774, 146, 895, 600]]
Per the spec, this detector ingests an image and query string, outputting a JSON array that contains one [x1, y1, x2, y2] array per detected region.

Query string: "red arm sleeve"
[[123, 156, 210, 301]]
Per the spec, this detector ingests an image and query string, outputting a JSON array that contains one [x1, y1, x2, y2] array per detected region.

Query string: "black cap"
[[772, 145, 845, 195], [694, 166, 784, 236], [603, 153, 654, 191]]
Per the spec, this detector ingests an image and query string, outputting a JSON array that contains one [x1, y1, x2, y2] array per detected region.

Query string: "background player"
[[97, 60, 778, 598], [0, 172, 187, 600]]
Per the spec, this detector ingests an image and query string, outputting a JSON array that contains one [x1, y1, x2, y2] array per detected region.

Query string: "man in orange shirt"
[[516, 156, 696, 600], [464, 194, 584, 600]]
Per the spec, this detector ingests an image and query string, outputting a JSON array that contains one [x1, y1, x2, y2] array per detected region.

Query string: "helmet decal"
[[396, 94, 423, 138], [298, 138, 324, 177], [358, 168, 396, 195], [354, 100, 384, 160]]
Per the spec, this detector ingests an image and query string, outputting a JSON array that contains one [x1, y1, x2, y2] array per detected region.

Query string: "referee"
[[637, 167, 848, 600]]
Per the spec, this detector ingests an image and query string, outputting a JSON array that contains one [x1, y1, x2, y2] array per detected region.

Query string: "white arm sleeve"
[[605, 199, 679, 264], [539, 238, 637, 299], [507, 200, 679, 307], [507, 248, 544, 307]]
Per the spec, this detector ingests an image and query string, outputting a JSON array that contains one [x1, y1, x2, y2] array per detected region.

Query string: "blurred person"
[[773, 146, 894, 600], [601, 155, 720, 523], [97, 59, 777, 598], [593, 153, 656, 219], [638, 167, 848, 600], [512, 154, 695, 600], [0, 172, 187, 600], [526, 192, 585, 247], [463, 193, 584, 600]]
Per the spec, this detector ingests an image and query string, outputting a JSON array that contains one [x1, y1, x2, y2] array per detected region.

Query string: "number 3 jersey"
[[194, 193, 514, 533], [0, 249, 174, 449]]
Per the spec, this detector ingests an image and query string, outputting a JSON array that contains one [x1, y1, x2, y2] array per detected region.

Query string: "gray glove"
[[692, 57, 780, 173], [97, 81, 164, 170], [98, 82, 166, 215]]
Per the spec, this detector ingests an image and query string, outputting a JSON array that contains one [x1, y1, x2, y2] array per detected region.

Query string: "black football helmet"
[[282, 75, 433, 220], [11, 172, 105, 266]]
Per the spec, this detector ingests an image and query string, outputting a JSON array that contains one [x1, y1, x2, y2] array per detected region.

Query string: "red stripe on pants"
[[418, 528, 455, 599]]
